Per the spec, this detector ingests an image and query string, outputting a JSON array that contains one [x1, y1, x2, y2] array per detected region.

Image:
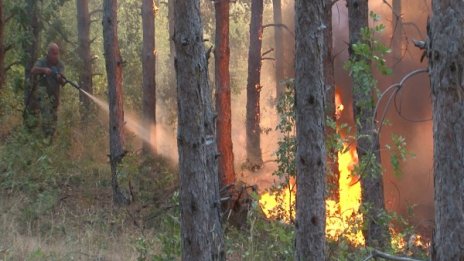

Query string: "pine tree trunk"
[[103, 0, 129, 206], [429, 1, 464, 260], [22, 0, 41, 126], [167, 0, 176, 104], [141, 0, 156, 155], [324, 0, 339, 202], [0, 0, 4, 90], [214, 0, 235, 188], [173, 0, 224, 259], [294, 0, 326, 259], [246, 0, 264, 169], [273, 0, 284, 100], [76, 0, 93, 120], [347, 0, 389, 248]]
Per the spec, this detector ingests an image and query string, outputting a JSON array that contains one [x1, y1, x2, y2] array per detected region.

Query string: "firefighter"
[[30, 42, 65, 142]]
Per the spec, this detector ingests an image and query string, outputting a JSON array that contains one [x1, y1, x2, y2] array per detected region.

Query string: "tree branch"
[[362, 249, 425, 261], [4, 44, 13, 54], [261, 48, 274, 57], [89, 9, 103, 17], [4, 13, 14, 24], [261, 57, 275, 61], [262, 23, 295, 37], [5, 61, 21, 72]]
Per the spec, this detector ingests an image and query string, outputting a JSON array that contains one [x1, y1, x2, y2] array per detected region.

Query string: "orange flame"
[[259, 89, 365, 245]]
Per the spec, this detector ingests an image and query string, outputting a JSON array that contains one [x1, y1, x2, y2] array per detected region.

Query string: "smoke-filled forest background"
[[0, 0, 452, 260]]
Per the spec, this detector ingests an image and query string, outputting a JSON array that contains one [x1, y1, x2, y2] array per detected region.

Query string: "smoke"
[[293, 0, 433, 235], [80, 90, 178, 163]]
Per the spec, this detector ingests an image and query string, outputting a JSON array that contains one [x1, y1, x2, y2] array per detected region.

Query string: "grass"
[[0, 93, 429, 261]]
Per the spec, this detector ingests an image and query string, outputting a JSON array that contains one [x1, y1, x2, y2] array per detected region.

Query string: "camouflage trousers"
[[24, 84, 60, 139]]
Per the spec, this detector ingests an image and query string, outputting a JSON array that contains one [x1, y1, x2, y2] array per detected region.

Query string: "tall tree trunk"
[[347, 0, 389, 248], [273, 0, 284, 100], [168, 0, 175, 60], [429, 1, 464, 260], [103, 0, 129, 206], [0, 0, 4, 90], [141, 0, 156, 155], [22, 0, 41, 127], [391, 0, 402, 61], [246, 0, 264, 169], [76, 0, 93, 120], [294, 0, 326, 260], [324, 0, 339, 202], [165, 0, 176, 119], [215, 0, 235, 188], [173, 0, 224, 259]]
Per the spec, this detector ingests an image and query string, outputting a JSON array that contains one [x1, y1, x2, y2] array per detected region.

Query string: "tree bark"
[[294, 0, 326, 260], [0, 0, 4, 90], [22, 0, 41, 127], [429, 1, 464, 260], [173, 0, 224, 259], [76, 0, 93, 119], [273, 0, 284, 100], [347, 0, 389, 248], [168, 0, 176, 97], [103, 0, 129, 206], [214, 0, 235, 188], [324, 0, 339, 202], [141, 0, 156, 155], [391, 0, 403, 61], [246, 0, 264, 169]]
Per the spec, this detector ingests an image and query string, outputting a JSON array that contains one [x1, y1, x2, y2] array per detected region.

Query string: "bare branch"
[[5, 61, 21, 72], [90, 37, 98, 44], [261, 48, 274, 57], [362, 249, 425, 261], [4, 13, 14, 24], [353, 68, 430, 181], [4, 44, 13, 54], [89, 9, 103, 17], [262, 23, 295, 37], [261, 57, 275, 61]]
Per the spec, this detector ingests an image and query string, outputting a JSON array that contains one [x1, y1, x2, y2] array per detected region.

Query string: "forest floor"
[[0, 104, 428, 260]]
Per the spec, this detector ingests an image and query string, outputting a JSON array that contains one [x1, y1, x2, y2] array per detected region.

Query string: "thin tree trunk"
[[324, 0, 339, 202], [429, 1, 464, 260], [169, 0, 176, 90], [168, 0, 174, 59], [103, 0, 129, 206], [246, 0, 264, 169], [173, 0, 224, 259], [0, 0, 4, 90], [294, 0, 326, 259], [141, 0, 156, 155], [273, 0, 284, 100], [347, 0, 389, 248], [391, 0, 402, 61], [22, 0, 41, 127], [76, 0, 93, 120], [215, 0, 235, 188]]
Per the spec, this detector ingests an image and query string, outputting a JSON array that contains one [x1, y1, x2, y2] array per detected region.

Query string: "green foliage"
[[344, 12, 392, 112], [265, 80, 296, 221], [152, 192, 181, 260], [226, 198, 294, 260], [386, 134, 415, 177]]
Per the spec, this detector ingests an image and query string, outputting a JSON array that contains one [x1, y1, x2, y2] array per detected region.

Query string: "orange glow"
[[259, 89, 365, 245]]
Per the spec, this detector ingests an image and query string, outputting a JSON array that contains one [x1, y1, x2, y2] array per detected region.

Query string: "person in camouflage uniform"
[[28, 43, 65, 140]]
